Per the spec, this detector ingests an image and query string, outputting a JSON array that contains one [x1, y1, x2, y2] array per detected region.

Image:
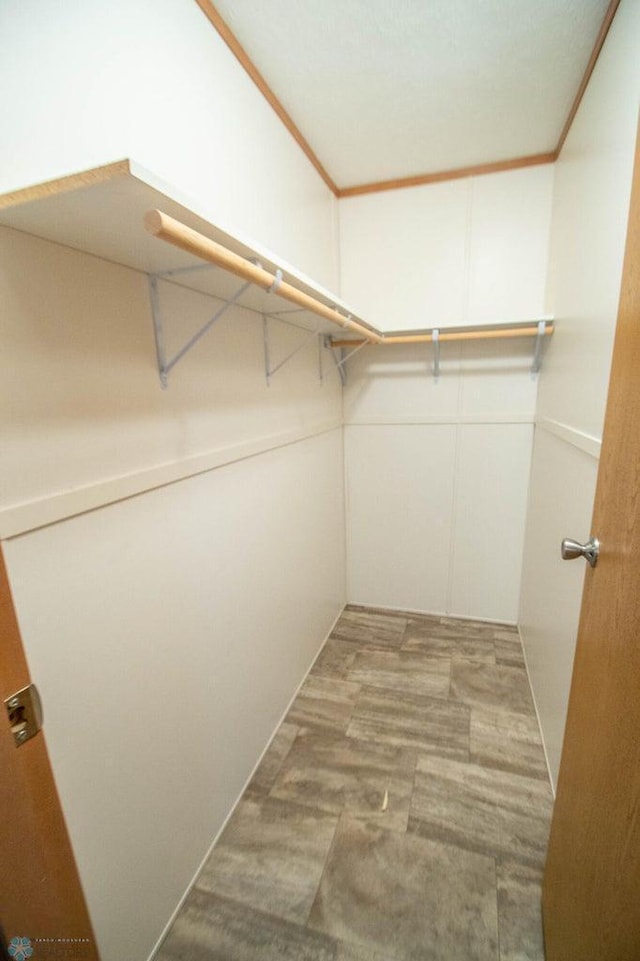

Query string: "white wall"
[[339, 165, 553, 331], [519, 0, 640, 786], [0, 224, 345, 961], [0, 2, 346, 956], [0, 227, 342, 523], [339, 163, 552, 622], [4, 431, 344, 961], [0, 0, 338, 290], [343, 336, 537, 622]]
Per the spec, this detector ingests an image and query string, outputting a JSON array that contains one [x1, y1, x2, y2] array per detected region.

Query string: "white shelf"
[[0, 158, 364, 336], [0, 159, 554, 382]]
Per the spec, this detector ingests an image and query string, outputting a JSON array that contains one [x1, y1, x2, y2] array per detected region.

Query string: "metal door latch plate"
[[4, 684, 43, 747]]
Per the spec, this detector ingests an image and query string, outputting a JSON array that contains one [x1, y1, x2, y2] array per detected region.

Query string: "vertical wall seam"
[[339, 276, 349, 600], [335, 191, 343, 297], [463, 176, 475, 324], [445, 341, 464, 614], [446, 177, 474, 612]]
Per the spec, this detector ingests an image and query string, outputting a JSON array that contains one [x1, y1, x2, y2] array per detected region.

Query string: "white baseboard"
[[517, 625, 556, 798]]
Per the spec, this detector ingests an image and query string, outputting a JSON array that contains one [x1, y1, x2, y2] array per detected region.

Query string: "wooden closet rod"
[[144, 210, 383, 344], [144, 210, 553, 351], [331, 324, 554, 348]]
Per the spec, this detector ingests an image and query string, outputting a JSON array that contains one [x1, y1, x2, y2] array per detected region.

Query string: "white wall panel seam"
[[542, 161, 559, 318], [463, 178, 474, 324], [335, 191, 344, 299], [445, 342, 465, 613], [444, 421, 461, 614]]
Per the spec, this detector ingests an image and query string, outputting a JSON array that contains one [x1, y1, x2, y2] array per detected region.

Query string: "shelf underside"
[[0, 159, 359, 335], [0, 159, 553, 345]]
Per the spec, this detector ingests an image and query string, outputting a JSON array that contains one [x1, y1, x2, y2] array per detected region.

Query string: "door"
[[0, 548, 98, 960], [542, 123, 640, 958]]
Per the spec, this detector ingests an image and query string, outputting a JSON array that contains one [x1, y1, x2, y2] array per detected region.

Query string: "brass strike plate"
[[4, 684, 43, 747]]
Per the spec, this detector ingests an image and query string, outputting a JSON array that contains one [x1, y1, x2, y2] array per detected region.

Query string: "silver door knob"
[[561, 536, 599, 568]]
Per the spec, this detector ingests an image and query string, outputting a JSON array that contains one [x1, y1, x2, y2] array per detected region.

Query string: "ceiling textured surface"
[[211, 0, 611, 188]]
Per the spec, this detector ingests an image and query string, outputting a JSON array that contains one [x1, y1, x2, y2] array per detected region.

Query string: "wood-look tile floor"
[[155, 607, 553, 961]]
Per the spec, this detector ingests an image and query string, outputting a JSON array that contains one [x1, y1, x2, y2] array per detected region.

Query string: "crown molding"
[[193, 0, 338, 195], [337, 152, 557, 198], [555, 0, 622, 155]]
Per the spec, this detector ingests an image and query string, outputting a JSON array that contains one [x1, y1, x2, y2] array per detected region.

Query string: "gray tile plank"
[[197, 798, 337, 924], [287, 675, 361, 734], [451, 658, 536, 716], [497, 860, 545, 961], [346, 648, 450, 698], [470, 707, 548, 780], [440, 616, 500, 636], [271, 730, 417, 832], [347, 685, 470, 761], [403, 630, 497, 663], [156, 606, 554, 961], [344, 604, 408, 618], [311, 639, 358, 680], [494, 636, 527, 669], [330, 623, 405, 649], [245, 722, 299, 800], [309, 816, 499, 961], [341, 607, 408, 631], [409, 756, 553, 868], [330, 622, 376, 644], [405, 616, 497, 641], [335, 939, 392, 961], [156, 887, 337, 961], [331, 609, 406, 649]]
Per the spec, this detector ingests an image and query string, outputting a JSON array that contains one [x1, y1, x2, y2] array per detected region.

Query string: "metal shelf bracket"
[[531, 320, 547, 374], [262, 314, 321, 385], [325, 335, 369, 386], [432, 328, 440, 381], [148, 268, 251, 388], [327, 338, 346, 386]]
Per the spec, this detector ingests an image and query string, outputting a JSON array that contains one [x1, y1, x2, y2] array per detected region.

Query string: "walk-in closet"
[[1, 2, 639, 960]]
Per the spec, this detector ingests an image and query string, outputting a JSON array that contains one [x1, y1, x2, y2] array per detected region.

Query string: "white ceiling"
[[212, 0, 610, 188]]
